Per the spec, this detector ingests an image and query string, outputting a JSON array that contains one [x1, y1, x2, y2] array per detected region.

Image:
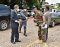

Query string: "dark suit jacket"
[[11, 10, 19, 28]]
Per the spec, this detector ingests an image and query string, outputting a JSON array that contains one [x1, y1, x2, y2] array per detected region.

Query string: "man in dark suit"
[[11, 5, 21, 44]]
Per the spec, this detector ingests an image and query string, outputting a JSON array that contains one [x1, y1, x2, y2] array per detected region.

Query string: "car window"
[[0, 5, 10, 13], [54, 14, 57, 16]]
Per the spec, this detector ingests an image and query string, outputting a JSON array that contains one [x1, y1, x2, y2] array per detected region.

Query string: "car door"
[[54, 13, 60, 23]]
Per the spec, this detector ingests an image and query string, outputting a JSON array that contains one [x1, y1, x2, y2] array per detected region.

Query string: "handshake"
[[15, 20, 20, 24]]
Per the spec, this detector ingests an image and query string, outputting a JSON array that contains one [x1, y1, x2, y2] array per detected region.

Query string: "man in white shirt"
[[44, 6, 51, 27]]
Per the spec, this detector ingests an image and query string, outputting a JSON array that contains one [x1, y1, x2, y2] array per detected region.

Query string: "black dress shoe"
[[24, 34, 27, 36], [19, 31, 21, 33], [15, 40, 21, 42], [11, 41, 16, 44]]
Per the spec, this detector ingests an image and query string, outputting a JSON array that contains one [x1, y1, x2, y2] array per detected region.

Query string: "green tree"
[[25, 0, 45, 9], [0, 0, 8, 4], [57, 3, 60, 10]]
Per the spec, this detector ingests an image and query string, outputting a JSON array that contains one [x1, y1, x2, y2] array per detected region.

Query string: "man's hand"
[[26, 17, 29, 21], [15, 20, 20, 24], [43, 22, 45, 25]]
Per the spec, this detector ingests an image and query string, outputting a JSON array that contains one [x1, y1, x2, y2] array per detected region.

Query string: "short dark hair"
[[46, 6, 49, 10], [32, 7, 36, 9]]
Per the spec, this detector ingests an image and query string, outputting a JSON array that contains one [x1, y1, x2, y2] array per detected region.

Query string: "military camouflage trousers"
[[38, 26, 42, 40], [38, 26, 48, 42]]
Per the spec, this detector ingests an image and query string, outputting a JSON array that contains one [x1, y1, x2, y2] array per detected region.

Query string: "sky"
[[45, 0, 60, 4]]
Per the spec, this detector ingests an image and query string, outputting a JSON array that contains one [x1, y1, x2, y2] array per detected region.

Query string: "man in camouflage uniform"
[[32, 7, 46, 40]]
